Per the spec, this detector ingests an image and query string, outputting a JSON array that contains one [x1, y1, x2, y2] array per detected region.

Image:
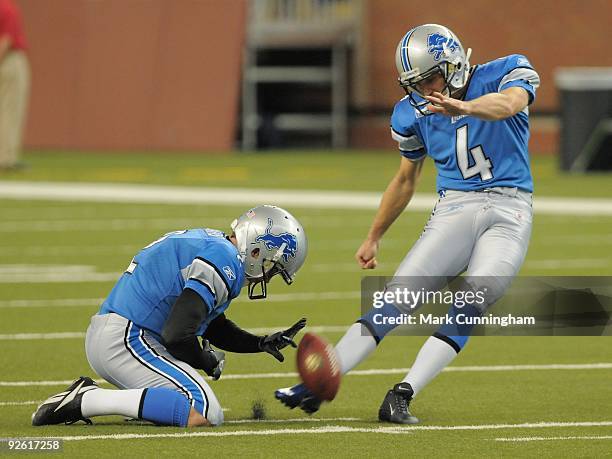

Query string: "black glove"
[[202, 339, 225, 380], [259, 318, 307, 362]]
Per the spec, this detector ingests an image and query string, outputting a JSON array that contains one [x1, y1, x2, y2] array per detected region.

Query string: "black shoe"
[[378, 382, 419, 424], [275, 383, 322, 415], [32, 376, 98, 426]]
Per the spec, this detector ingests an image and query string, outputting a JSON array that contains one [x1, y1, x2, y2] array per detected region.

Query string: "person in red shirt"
[[0, 0, 29, 171]]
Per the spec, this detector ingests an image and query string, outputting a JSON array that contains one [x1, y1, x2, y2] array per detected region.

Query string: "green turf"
[[0, 149, 611, 197], [0, 151, 611, 457]]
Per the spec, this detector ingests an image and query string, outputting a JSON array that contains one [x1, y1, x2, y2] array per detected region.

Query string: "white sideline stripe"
[[0, 332, 87, 340], [0, 272, 120, 283], [0, 326, 349, 341], [0, 291, 361, 308], [44, 421, 612, 441], [0, 298, 105, 308], [0, 217, 359, 233], [2, 363, 611, 386], [0, 400, 42, 406], [5, 258, 610, 284], [494, 435, 612, 442], [1, 407, 606, 437], [225, 417, 361, 425], [525, 258, 612, 269], [2, 181, 612, 216], [59, 426, 412, 440]]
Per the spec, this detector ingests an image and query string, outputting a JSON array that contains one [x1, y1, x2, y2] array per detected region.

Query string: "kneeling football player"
[[32, 205, 307, 427]]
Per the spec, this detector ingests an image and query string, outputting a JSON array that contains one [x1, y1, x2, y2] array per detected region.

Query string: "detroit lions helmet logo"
[[427, 33, 459, 61], [255, 218, 298, 262]]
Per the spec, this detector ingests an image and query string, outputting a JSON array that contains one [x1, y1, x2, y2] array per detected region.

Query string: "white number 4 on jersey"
[[456, 125, 493, 181]]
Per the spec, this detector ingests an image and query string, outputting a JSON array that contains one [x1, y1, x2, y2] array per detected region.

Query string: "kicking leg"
[[394, 193, 532, 422], [277, 193, 476, 415]]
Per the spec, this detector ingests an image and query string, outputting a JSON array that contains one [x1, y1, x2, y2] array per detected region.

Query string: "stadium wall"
[[18, 0, 246, 152], [16, 0, 610, 153], [363, 0, 612, 113]]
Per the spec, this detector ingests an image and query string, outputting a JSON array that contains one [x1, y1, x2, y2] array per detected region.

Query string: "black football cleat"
[[275, 383, 322, 415], [32, 376, 99, 426], [378, 382, 419, 424]]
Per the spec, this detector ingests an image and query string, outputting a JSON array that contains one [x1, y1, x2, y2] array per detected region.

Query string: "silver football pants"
[[387, 187, 533, 312]]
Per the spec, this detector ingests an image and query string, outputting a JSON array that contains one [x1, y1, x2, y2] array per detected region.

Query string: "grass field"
[[0, 151, 611, 457]]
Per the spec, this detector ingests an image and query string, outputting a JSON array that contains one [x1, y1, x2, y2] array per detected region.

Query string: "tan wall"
[[364, 0, 612, 112], [19, 0, 246, 151]]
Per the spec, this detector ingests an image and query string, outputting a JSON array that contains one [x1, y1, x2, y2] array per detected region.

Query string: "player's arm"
[[204, 315, 306, 362], [425, 87, 530, 121], [356, 156, 424, 269], [161, 288, 224, 378]]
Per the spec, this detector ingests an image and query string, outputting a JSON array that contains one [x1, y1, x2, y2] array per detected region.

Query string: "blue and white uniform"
[[86, 228, 244, 426], [100, 228, 244, 337], [363, 55, 540, 345], [391, 54, 539, 193]]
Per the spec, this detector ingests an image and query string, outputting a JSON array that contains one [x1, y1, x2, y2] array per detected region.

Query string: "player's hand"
[[259, 318, 307, 362], [355, 238, 379, 269], [425, 91, 469, 117], [202, 339, 225, 380]]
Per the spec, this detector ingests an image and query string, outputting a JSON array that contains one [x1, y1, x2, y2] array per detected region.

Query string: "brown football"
[[296, 332, 341, 401]]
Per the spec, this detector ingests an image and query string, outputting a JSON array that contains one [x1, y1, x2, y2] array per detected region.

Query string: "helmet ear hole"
[[250, 248, 260, 259]]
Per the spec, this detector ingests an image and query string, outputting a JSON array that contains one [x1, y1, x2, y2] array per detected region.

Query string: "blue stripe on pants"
[[126, 323, 207, 416]]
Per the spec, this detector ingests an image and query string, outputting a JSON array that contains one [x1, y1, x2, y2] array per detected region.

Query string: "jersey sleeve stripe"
[[187, 277, 216, 300], [391, 128, 424, 152], [187, 258, 230, 306], [498, 67, 540, 92], [194, 257, 232, 293], [390, 127, 411, 140], [400, 150, 427, 161]]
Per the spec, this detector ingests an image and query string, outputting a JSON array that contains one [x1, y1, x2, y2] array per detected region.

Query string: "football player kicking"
[[32, 206, 307, 427], [276, 23, 539, 423]]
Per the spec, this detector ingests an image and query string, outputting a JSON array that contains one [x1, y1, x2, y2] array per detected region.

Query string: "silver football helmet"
[[395, 24, 472, 114], [231, 205, 307, 299]]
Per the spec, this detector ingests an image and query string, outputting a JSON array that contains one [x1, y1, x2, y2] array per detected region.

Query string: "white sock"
[[402, 336, 458, 396], [334, 322, 377, 375], [81, 388, 144, 418]]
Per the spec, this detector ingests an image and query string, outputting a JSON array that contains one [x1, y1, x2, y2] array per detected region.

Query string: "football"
[[296, 332, 341, 401]]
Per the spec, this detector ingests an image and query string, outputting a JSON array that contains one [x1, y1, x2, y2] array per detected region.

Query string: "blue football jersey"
[[391, 54, 540, 192], [99, 228, 244, 337]]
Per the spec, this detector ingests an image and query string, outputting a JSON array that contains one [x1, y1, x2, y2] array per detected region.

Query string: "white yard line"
[[494, 435, 612, 442], [0, 291, 361, 308], [0, 332, 87, 340], [26, 421, 612, 441], [1, 363, 610, 387], [0, 218, 209, 233], [0, 272, 120, 283], [0, 217, 359, 233], [5, 256, 609, 283], [2, 181, 612, 216], [525, 258, 612, 269], [0, 400, 42, 406], [58, 426, 413, 440], [224, 417, 361, 425], [0, 298, 105, 308], [0, 325, 350, 341]]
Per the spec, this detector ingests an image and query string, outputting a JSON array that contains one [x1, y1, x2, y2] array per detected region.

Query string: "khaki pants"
[[0, 51, 30, 168]]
